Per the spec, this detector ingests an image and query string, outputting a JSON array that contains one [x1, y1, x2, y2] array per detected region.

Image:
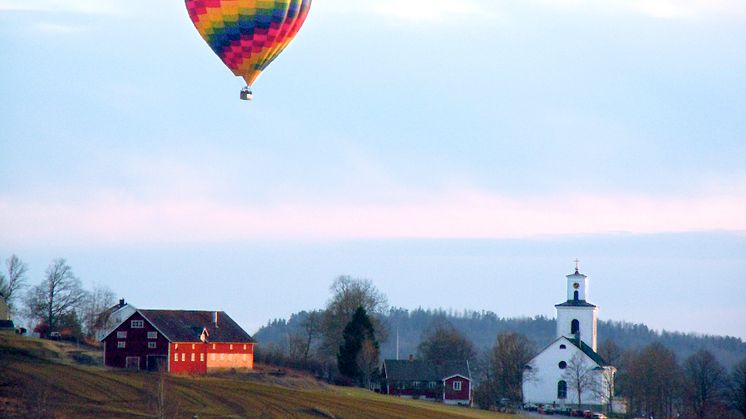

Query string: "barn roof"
[[139, 310, 254, 343], [382, 359, 471, 382]]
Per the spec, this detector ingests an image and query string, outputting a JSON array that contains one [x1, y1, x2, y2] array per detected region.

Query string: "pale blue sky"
[[1, 1, 744, 338]]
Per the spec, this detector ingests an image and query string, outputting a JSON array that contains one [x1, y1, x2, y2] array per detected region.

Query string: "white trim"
[[442, 374, 470, 382]]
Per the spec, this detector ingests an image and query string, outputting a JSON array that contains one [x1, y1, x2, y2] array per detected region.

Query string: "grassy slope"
[[0, 334, 519, 419]]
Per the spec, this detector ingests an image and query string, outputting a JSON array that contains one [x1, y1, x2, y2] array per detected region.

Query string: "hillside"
[[255, 308, 746, 369], [0, 334, 515, 419]]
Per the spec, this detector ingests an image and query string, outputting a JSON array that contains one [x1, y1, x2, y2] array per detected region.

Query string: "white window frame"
[[181, 353, 185, 362], [147, 331, 157, 339], [453, 381, 462, 391], [131, 320, 144, 328], [200, 353, 205, 362], [148, 342, 157, 349], [174, 353, 178, 362], [117, 341, 126, 348], [117, 331, 127, 339]]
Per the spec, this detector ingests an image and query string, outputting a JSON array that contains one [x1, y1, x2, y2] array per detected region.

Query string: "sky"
[[1, 0, 745, 339]]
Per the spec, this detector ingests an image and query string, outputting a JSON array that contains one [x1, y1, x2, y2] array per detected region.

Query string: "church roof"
[[555, 300, 596, 308], [571, 337, 608, 367], [527, 336, 608, 368]]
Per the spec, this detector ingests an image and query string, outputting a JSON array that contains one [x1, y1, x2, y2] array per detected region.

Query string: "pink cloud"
[[2, 189, 745, 245]]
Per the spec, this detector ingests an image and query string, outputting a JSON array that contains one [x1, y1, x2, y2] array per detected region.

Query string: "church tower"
[[555, 261, 598, 351]]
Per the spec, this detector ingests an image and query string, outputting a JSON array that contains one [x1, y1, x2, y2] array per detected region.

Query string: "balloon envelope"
[[185, 0, 312, 87]]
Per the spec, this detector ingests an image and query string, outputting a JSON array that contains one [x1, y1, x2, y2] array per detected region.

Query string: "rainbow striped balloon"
[[185, 0, 312, 88]]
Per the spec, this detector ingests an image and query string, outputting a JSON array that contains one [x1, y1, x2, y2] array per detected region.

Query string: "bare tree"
[[730, 358, 746, 418], [475, 331, 535, 409], [301, 310, 322, 363], [25, 259, 87, 331], [619, 342, 682, 418], [0, 254, 29, 313], [358, 338, 380, 389], [416, 318, 476, 363], [80, 284, 115, 338], [563, 352, 595, 407], [320, 276, 388, 358], [683, 350, 726, 418]]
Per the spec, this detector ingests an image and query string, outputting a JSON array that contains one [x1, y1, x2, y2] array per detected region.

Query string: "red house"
[[381, 359, 472, 406], [102, 309, 255, 374]]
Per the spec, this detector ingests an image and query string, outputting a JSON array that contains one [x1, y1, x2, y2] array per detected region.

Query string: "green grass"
[[1, 334, 523, 418]]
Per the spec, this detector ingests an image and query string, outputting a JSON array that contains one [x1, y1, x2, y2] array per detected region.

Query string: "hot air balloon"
[[185, 0, 312, 100]]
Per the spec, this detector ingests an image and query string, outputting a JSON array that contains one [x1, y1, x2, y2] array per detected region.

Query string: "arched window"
[[571, 319, 580, 335], [574, 290, 579, 301], [559, 344, 566, 349], [559, 361, 567, 369], [557, 380, 567, 399]]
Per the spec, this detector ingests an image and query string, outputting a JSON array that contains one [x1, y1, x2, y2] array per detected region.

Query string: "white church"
[[522, 264, 616, 410]]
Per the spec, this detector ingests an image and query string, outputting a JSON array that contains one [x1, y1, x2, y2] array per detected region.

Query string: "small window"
[[571, 319, 580, 335], [559, 361, 567, 369], [191, 353, 195, 362], [117, 341, 126, 348], [181, 353, 185, 362], [428, 381, 436, 389], [175, 344, 179, 349], [243, 344, 247, 350], [131, 320, 144, 328], [212, 344, 216, 350], [174, 353, 178, 362], [453, 381, 462, 391], [117, 331, 127, 339], [148, 342, 157, 349], [200, 353, 205, 362], [147, 331, 157, 339], [559, 344, 566, 349], [230, 344, 233, 350]]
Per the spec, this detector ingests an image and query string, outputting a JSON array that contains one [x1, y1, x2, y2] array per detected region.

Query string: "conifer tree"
[[337, 306, 378, 385]]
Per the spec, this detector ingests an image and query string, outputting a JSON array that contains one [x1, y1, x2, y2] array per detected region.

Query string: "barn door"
[[125, 356, 140, 370]]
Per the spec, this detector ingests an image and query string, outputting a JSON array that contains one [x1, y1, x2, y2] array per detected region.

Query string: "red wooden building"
[[381, 358, 472, 406], [102, 309, 255, 374]]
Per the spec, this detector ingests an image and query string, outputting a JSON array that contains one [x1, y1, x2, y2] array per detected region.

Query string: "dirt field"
[[0, 334, 521, 418]]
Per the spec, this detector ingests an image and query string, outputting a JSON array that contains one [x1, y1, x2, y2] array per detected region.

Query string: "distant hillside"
[[0, 333, 514, 418], [254, 308, 746, 370]]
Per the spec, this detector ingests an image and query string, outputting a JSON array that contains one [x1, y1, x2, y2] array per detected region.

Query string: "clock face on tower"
[[573, 283, 580, 289]]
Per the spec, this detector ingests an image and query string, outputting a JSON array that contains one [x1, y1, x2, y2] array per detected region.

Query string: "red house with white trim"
[[381, 359, 472, 406], [102, 309, 255, 374]]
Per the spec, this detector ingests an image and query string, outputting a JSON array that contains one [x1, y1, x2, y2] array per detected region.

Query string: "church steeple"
[[555, 261, 599, 351]]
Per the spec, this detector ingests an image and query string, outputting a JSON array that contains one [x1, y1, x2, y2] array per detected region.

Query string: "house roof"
[[555, 300, 596, 308], [137, 310, 254, 343], [0, 320, 15, 329], [383, 360, 471, 382]]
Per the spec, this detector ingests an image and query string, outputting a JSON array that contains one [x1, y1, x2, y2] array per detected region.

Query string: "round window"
[[559, 361, 567, 369], [573, 282, 580, 289]]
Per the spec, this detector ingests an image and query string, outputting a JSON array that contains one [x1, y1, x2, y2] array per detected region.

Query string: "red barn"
[[381, 359, 472, 406], [102, 309, 255, 374]]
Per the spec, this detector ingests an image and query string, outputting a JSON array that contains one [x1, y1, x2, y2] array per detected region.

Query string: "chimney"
[[408, 354, 414, 362], [119, 298, 125, 308], [213, 311, 219, 328]]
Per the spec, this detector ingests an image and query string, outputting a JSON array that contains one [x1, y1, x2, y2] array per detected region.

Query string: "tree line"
[[253, 275, 746, 417], [0, 254, 116, 342]]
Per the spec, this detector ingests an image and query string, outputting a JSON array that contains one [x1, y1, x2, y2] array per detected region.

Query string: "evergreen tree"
[[337, 306, 378, 385]]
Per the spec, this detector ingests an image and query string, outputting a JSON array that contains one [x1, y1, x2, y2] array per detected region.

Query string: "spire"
[[574, 258, 580, 274]]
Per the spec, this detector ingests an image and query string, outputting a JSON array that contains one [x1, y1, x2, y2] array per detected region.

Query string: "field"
[[0, 334, 522, 418]]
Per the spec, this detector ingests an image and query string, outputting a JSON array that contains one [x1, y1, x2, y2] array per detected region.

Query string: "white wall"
[[523, 337, 606, 407]]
